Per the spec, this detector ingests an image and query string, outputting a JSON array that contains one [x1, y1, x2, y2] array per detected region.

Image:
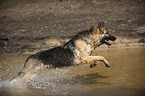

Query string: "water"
[[0, 46, 145, 96]]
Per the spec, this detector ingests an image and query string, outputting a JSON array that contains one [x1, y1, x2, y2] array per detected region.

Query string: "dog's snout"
[[109, 34, 117, 41]]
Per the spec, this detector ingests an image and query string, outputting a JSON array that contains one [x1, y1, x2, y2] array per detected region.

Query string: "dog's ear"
[[91, 22, 104, 34], [98, 22, 104, 28], [92, 25, 100, 34]]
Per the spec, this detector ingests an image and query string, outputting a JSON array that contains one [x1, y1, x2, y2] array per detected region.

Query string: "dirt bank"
[[0, 0, 145, 53]]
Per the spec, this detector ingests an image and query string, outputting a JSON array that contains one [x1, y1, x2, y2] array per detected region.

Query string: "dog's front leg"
[[83, 56, 110, 68]]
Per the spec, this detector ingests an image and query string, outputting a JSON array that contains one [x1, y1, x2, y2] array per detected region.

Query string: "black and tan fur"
[[11, 22, 116, 83]]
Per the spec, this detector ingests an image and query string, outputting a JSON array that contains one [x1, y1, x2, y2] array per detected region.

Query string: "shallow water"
[[0, 46, 145, 96]]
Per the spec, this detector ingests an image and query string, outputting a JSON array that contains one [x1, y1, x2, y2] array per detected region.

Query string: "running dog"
[[11, 22, 116, 83]]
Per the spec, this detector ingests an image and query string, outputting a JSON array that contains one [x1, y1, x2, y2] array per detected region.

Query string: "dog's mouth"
[[101, 34, 116, 46]]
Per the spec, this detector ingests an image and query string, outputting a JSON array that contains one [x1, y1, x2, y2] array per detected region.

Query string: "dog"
[[11, 22, 116, 83]]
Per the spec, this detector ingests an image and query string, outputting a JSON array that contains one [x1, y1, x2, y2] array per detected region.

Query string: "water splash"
[[0, 78, 30, 96]]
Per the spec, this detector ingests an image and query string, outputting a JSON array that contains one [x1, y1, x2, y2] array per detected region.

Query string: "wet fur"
[[11, 23, 116, 83]]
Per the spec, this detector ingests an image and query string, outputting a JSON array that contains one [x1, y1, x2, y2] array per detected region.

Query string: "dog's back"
[[31, 46, 74, 67]]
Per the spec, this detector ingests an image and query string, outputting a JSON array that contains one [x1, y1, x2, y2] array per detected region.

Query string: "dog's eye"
[[102, 27, 108, 34], [105, 31, 108, 34]]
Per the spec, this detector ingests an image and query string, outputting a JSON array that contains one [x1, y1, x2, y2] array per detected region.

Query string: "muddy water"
[[0, 46, 145, 96]]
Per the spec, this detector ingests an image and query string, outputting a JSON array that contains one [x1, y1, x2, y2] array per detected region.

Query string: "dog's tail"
[[11, 55, 32, 81]]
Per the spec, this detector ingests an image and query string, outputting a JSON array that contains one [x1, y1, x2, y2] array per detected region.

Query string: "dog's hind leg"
[[83, 56, 110, 68], [11, 58, 43, 83], [24, 59, 44, 83]]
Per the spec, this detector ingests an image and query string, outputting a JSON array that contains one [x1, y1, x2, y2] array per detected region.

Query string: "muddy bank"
[[0, 0, 145, 53]]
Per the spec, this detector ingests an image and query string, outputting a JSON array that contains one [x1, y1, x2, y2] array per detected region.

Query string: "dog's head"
[[90, 22, 117, 46]]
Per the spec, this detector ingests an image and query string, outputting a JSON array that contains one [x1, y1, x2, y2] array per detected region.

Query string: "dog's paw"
[[90, 63, 97, 68], [105, 64, 110, 68]]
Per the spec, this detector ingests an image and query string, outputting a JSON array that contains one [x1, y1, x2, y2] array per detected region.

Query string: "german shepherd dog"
[[11, 22, 116, 83]]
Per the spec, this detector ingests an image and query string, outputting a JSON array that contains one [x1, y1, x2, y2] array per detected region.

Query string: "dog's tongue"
[[105, 40, 111, 46]]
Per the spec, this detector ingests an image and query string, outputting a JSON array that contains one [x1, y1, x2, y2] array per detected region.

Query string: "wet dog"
[[11, 22, 116, 83]]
